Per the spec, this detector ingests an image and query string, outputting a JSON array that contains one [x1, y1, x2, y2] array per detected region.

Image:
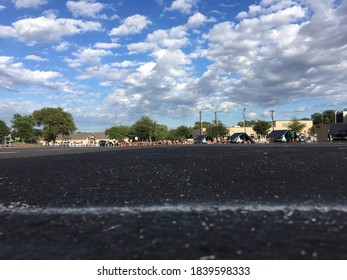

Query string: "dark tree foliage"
[[0, 120, 10, 138], [32, 107, 76, 142], [206, 122, 228, 139], [130, 116, 168, 141], [252, 120, 271, 136], [288, 116, 306, 132], [105, 125, 130, 140], [11, 114, 36, 141]]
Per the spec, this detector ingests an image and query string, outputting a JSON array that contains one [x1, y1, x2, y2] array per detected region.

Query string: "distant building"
[[273, 120, 313, 133], [42, 132, 113, 146], [194, 119, 313, 141], [227, 126, 256, 137]]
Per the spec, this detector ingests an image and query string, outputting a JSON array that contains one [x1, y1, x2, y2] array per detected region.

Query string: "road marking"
[[0, 152, 16, 154], [1, 203, 347, 215]]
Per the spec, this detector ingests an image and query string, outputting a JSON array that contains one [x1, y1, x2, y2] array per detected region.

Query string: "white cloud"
[[25, 55, 48, 61], [111, 60, 138, 68], [0, 12, 102, 45], [128, 25, 189, 54], [199, 0, 347, 109], [11, 0, 48, 9], [0, 5, 6, 11], [0, 56, 60, 91], [165, 0, 198, 15], [66, 0, 105, 18], [94, 42, 121, 49], [65, 48, 113, 68], [109, 14, 152, 36], [53, 41, 71, 52], [187, 12, 206, 28]]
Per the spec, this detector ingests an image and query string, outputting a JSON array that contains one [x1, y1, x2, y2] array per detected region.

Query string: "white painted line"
[[1, 203, 347, 215]]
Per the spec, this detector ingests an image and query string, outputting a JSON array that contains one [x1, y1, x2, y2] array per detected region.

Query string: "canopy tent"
[[267, 130, 290, 142], [228, 132, 252, 143], [194, 135, 213, 144]]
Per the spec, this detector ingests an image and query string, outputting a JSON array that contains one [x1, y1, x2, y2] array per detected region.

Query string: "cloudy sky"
[[0, 0, 346, 131]]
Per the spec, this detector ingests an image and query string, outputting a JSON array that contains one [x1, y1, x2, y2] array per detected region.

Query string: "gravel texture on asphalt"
[[0, 144, 347, 259]]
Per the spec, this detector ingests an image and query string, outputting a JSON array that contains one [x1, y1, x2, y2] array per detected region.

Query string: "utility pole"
[[199, 111, 202, 136], [243, 108, 246, 143], [270, 110, 275, 131], [215, 111, 218, 125]]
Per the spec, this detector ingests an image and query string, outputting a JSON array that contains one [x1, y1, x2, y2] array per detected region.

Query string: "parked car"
[[99, 140, 113, 147]]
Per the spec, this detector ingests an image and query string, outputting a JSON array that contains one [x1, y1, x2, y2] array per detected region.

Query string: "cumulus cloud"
[[0, 56, 60, 91], [165, 0, 198, 15], [11, 0, 48, 9], [65, 48, 113, 68], [94, 42, 121, 49], [25, 54, 48, 61], [104, 44, 202, 122], [53, 41, 71, 52], [2, 0, 346, 130], [186, 12, 207, 28], [109, 14, 152, 36], [66, 0, 105, 18], [0, 12, 102, 45], [200, 0, 347, 108], [128, 25, 189, 54]]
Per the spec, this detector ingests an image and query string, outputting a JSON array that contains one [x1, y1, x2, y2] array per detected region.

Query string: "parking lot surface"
[[0, 144, 347, 259]]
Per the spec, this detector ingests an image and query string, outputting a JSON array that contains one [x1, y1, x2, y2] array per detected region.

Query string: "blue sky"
[[0, 0, 346, 132]]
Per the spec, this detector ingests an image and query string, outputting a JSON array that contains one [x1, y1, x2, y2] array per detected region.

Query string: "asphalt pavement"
[[0, 143, 347, 259]]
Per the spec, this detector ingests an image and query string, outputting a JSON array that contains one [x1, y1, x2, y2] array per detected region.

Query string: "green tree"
[[153, 124, 168, 140], [0, 120, 10, 138], [11, 114, 35, 141], [175, 125, 192, 140], [105, 125, 130, 140], [323, 110, 335, 124], [237, 120, 257, 127], [193, 121, 211, 130], [32, 107, 76, 142], [131, 116, 167, 141], [311, 112, 322, 125], [253, 120, 271, 136], [206, 122, 228, 139], [287, 116, 306, 132], [311, 110, 336, 125]]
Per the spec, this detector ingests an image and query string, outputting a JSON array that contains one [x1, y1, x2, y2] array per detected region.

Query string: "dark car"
[[99, 140, 113, 146]]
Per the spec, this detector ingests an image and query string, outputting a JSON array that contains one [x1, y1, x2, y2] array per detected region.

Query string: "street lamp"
[[199, 111, 202, 136], [243, 108, 246, 143], [270, 110, 275, 131]]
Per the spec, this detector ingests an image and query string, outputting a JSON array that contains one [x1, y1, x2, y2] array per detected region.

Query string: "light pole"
[[199, 111, 202, 136], [243, 108, 246, 143], [270, 110, 275, 131]]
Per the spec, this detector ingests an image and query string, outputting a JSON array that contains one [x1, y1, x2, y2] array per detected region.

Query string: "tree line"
[[105, 116, 231, 142], [0, 107, 76, 143], [0, 108, 339, 142]]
